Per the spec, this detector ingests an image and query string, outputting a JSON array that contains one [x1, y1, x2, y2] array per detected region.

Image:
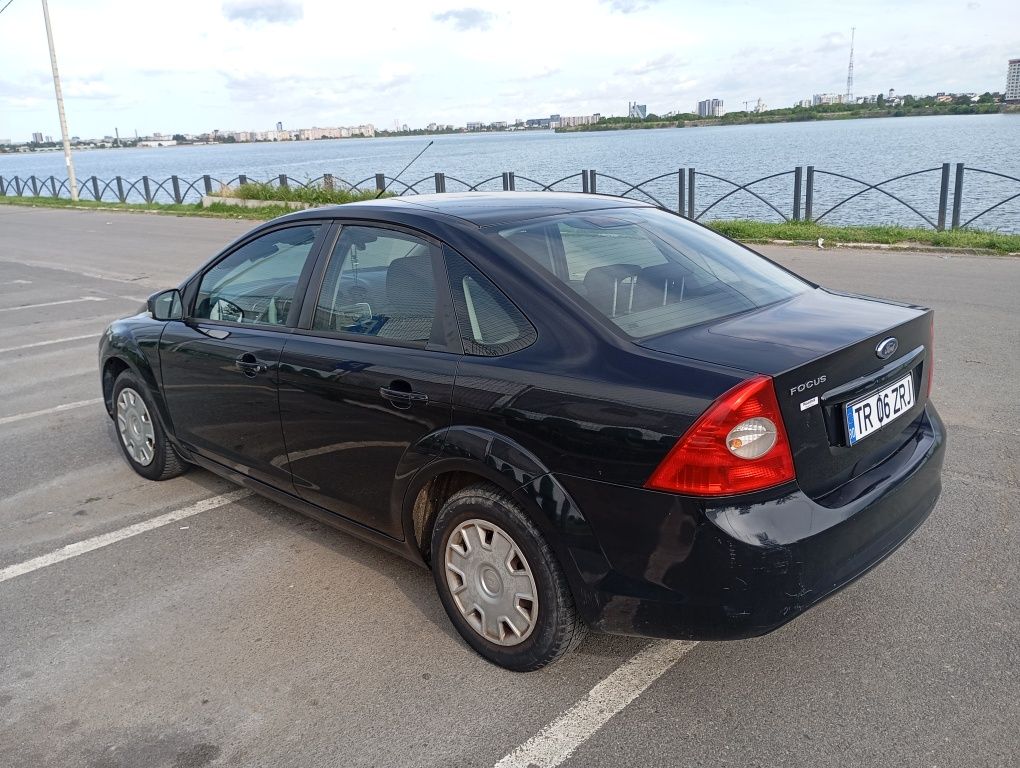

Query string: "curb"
[[739, 238, 1018, 257]]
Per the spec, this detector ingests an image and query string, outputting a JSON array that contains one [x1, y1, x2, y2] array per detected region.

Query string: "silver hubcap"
[[116, 387, 155, 466], [444, 519, 539, 646]]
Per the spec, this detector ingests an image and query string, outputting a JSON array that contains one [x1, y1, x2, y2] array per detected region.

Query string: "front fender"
[[99, 316, 177, 446], [397, 426, 610, 624]]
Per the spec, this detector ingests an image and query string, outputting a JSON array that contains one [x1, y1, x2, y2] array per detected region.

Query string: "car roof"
[[281, 192, 655, 228]]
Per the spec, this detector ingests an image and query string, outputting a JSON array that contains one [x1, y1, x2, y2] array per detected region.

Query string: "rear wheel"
[[112, 371, 187, 481], [431, 484, 587, 671]]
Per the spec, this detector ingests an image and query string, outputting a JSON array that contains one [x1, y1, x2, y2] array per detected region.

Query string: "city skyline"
[[1, 0, 1017, 140]]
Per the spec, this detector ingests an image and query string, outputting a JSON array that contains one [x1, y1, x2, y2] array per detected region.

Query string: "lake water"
[[2, 114, 1018, 230]]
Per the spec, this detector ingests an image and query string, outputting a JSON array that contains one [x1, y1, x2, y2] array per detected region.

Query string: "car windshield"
[[495, 207, 809, 338]]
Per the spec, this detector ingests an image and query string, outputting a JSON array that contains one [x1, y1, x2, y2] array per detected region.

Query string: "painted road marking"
[[0, 490, 253, 585], [494, 640, 699, 768], [0, 398, 103, 426], [0, 296, 106, 313], [0, 334, 97, 354], [0, 257, 152, 288]]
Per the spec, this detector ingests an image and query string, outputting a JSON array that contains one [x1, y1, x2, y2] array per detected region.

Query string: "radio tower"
[[845, 27, 855, 103]]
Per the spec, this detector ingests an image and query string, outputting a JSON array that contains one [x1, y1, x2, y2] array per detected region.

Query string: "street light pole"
[[41, 0, 78, 200]]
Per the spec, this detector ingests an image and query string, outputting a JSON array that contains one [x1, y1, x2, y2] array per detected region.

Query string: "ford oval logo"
[[876, 337, 898, 359]]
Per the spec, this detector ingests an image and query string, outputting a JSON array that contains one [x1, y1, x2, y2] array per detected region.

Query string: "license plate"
[[845, 373, 914, 445]]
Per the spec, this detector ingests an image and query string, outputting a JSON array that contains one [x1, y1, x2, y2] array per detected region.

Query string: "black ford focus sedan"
[[99, 193, 945, 671]]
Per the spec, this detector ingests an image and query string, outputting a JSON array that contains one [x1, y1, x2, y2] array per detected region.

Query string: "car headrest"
[[386, 254, 434, 316], [582, 264, 642, 317], [641, 262, 690, 282]]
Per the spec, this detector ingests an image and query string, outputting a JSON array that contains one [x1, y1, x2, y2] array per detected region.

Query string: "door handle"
[[379, 383, 428, 409], [235, 353, 267, 378]]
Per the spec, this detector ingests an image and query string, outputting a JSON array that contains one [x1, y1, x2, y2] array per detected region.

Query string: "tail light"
[[645, 375, 795, 496], [927, 315, 935, 398]]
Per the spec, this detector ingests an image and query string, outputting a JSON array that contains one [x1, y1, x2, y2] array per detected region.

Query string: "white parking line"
[[494, 640, 699, 768], [0, 490, 253, 584], [0, 296, 106, 313], [0, 334, 97, 354], [0, 398, 103, 426]]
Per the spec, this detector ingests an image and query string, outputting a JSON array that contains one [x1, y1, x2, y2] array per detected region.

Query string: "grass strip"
[[707, 220, 1020, 254]]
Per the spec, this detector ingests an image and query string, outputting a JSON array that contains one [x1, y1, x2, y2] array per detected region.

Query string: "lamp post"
[[41, 0, 78, 200]]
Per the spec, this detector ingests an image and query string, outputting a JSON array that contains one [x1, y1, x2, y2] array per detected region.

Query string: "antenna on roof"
[[376, 140, 434, 199], [846, 27, 855, 103]]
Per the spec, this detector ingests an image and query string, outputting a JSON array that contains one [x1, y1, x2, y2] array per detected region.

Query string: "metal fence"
[[1, 163, 1018, 231]]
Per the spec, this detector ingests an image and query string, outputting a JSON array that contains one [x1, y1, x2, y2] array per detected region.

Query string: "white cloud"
[[222, 0, 303, 24], [432, 7, 496, 31], [0, 0, 1014, 139], [600, 0, 662, 13]]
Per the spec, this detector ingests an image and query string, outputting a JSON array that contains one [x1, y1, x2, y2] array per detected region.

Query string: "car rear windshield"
[[495, 208, 809, 338]]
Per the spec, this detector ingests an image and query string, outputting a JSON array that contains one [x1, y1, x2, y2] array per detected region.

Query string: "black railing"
[[1, 164, 1017, 231]]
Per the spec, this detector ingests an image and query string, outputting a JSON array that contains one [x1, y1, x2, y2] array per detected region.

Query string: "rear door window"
[[443, 246, 536, 356], [311, 226, 439, 346]]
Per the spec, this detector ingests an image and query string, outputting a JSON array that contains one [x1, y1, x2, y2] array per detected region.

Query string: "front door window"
[[195, 224, 322, 326]]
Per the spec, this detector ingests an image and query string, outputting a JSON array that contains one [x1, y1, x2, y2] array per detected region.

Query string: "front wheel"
[[431, 484, 587, 671], [112, 371, 188, 481]]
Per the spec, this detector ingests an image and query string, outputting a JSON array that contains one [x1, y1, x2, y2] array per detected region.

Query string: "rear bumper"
[[558, 403, 946, 640]]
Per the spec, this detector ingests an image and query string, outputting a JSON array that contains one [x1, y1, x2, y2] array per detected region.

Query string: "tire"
[[431, 484, 587, 671], [111, 370, 188, 481]]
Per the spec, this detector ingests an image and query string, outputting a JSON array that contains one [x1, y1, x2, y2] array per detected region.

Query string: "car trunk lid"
[[639, 288, 934, 499]]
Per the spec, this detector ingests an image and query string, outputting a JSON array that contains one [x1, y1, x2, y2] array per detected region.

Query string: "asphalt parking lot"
[[0, 204, 1017, 768]]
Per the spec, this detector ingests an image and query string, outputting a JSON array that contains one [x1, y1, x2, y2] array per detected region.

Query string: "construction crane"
[[845, 27, 855, 103]]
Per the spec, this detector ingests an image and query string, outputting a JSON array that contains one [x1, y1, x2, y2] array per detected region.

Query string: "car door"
[[277, 223, 460, 537], [159, 221, 328, 488]]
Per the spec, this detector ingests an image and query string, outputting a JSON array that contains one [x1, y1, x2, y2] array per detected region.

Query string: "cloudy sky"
[[0, 0, 1015, 140]]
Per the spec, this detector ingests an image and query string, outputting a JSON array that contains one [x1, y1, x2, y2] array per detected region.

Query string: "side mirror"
[[148, 289, 184, 321]]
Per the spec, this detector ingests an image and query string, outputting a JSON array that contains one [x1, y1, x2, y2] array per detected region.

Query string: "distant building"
[[1007, 58, 1020, 103], [812, 93, 841, 106], [276, 121, 283, 131], [697, 98, 724, 117], [628, 101, 647, 119], [0, 138, 11, 146], [299, 127, 341, 140], [31, 132, 43, 143], [258, 129, 292, 141], [796, 99, 812, 108], [556, 113, 601, 127], [466, 121, 484, 131]]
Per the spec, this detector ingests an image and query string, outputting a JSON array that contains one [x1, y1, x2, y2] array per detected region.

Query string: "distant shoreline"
[[556, 103, 1014, 133], [4, 108, 1015, 156]]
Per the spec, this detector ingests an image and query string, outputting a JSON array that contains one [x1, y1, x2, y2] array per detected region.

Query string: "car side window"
[[443, 247, 536, 356], [194, 224, 322, 326], [311, 226, 438, 346]]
